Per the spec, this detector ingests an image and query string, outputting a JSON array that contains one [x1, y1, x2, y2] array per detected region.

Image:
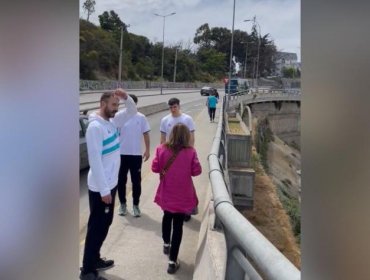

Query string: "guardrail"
[[207, 97, 301, 279], [79, 79, 224, 91], [79, 89, 200, 113]]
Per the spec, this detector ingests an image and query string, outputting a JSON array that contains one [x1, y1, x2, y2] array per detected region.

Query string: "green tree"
[[82, 0, 96, 22], [197, 48, 226, 79], [98, 10, 126, 33], [193, 24, 212, 48], [80, 19, 119, 80], [282, 67, 297, 78]]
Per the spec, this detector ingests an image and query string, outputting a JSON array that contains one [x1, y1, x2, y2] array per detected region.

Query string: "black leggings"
[[209, 108, 216, 120], [162, 211, 186, 262]]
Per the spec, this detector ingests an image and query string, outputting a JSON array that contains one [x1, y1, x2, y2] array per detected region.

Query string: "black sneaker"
[[79, 271, 108, 280], [184, 214, 191, 222], [163, 244, 170, 255], [96, 258, 114, 271], [167, 260, 180, 274]]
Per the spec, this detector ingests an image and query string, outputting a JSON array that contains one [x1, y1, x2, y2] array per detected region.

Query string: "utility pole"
[[227, 0, 236, 110], [253, 16, 261, 91], [173, 47, 178, 83], [243, 42, 248, 78], [118, 26, 123, 83], [154, 12, 176, 94], [118, 24, 130, 84]]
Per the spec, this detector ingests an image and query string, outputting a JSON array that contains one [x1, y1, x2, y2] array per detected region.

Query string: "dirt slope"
[[241, 114, 301, 268]]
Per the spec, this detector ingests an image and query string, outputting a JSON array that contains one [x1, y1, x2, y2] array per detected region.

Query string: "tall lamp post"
[[118, 24, 130, 84], [240, 41, 249, 79], [244, 17, 260, 89], [154, 12, 176, 94], [242, 19, 252, 79], [226, 0, 236, 110], [253, 16, 261, 89], [173, 46, 178, 83]]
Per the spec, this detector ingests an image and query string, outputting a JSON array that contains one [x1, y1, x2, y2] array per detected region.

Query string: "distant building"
[[273, 52, 300, 76]]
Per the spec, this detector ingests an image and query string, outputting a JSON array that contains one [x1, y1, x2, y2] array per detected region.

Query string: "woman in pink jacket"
[[152, 123, 202, 274]]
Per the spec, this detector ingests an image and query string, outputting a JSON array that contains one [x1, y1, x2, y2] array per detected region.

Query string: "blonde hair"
[[165, 123, 191, 151]]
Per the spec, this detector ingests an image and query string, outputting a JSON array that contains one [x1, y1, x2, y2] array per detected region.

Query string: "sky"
[[79, 0, 301, 62]]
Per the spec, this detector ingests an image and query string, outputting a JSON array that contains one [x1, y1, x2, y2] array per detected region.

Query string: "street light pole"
[[118, 26, 123, 83], [243, 42, 248, 78], [173, 47, 178, 83], [226, 0, 236, 110], [243, 19, 253, 82], [154, 12, 176, 95], [118, 24, 130, 84], [253, 16, 261, 90]]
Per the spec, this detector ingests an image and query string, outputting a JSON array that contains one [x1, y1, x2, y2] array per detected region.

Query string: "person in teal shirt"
[[206, 93, 218, 122]]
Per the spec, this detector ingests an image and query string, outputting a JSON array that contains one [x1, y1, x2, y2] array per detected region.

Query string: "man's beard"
[[105, 108, 118, 118]]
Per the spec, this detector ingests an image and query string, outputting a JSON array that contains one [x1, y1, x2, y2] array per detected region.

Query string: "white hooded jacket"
[[86, 96, 137, 196]]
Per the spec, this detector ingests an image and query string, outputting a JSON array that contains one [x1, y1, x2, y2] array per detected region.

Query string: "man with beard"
[[80, 89, 137, 280]]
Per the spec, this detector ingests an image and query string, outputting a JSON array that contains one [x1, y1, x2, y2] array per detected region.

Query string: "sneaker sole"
[[96, 264, 114, 271], [167, 263, 180, 274]]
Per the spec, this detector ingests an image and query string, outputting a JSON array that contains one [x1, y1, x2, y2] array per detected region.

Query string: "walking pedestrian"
[[160, 97, 196, 221], [80, 89, 137, 280], [152, 123, 202, 274], [206, 93, 218, 122], [117, 94, 150, 217]]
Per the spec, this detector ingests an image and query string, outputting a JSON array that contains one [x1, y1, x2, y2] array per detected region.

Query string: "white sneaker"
[[133, 205, 141, 217], [118, 203, 127, 216]]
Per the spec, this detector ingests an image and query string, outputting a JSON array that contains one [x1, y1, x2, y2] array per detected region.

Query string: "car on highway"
[[80, 114, 89, 170], [200, 86, 219, 98]]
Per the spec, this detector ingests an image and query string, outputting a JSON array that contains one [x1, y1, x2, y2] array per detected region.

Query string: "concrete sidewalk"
[[79, 106, 219, 280]]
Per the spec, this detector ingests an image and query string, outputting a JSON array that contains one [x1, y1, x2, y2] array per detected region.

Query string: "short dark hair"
[[100, 91, 115, 104], [168, 98, 180, 106], [129, 94, 138, 104]]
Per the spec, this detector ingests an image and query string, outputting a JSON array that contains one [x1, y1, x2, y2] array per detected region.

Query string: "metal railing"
[[207, 97, 300, 280]]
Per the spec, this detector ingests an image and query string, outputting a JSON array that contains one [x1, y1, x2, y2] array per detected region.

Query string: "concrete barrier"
[[80, 102, 169, 116], [137, 102, 168, 116]]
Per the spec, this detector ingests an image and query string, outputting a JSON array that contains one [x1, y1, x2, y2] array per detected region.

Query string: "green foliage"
[[251, 152, 264, 175], [79, 10, 279, 82], [282, 67, 298, 78], [277, 185, 301, 244], [82, 0, 95, 22], [255, 118, 274, 172], [197, 48, 226, 79]]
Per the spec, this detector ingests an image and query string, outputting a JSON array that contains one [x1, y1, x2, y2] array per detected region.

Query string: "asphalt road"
[[79, 91, 215, 235]]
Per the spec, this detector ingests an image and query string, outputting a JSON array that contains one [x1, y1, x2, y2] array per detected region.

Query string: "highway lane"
[[80, 89, 207, 109], [79, 92, 221, 238]]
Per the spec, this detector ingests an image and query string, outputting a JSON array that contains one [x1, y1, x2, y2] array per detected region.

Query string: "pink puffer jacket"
[[152, 144, 202, 213]]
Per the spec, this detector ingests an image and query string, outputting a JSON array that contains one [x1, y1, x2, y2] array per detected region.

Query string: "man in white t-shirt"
[[117, 94, 150, 217], [159, 97, 195, 222], [160, 97, 195, 146]]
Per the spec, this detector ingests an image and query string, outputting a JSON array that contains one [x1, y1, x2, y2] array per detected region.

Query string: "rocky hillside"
[[242, 119, 301, 269]]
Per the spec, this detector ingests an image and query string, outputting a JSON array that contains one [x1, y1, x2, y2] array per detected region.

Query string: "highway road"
[[79, 89, 212, 112], [79, 89, 224, 239]]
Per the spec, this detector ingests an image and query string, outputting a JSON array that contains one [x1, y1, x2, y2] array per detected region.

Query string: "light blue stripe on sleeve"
[[102, 143, 120, 155], [102, 133, 118, 146]]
